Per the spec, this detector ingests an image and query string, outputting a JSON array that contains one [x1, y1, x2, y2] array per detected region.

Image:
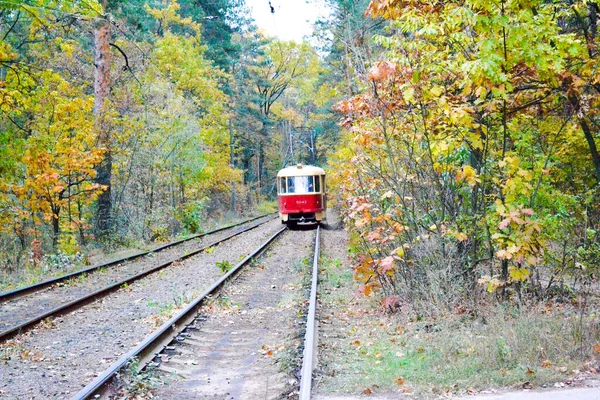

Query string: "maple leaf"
[[358, 284, 372, 296], [509, 266, 530, 282], [366, 230, 381, 242], [379, 256, 396, 274], [368, 60, 397, 82]]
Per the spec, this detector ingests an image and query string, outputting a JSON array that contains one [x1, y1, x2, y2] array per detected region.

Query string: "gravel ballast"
[[0, 218, 281, 399], [0, 216, 274, 334], [120, 227, 317, 399]]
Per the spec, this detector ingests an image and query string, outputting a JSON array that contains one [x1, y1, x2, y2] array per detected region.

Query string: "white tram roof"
[[277, 164, 325, 177]]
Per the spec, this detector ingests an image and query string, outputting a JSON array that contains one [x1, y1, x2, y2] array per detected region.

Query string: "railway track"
[[72, 225, 322, 400], [0, 214, 275, 342]]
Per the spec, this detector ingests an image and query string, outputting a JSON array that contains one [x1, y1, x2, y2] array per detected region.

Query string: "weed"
[[119, 357, 163, 396], [293, 256, 310, 273], [319, 302, 598, 397], [205, 294, 239, 310], [66, 273, 88, 287], [96, 266, 108, 275], [160, 303, 174, 315], [205, 246, 215, 254], [146, 299, 174, 315], [495, 337, 512, 367], [320, 256, 352, 289], [216, 295, 237, 309], [216, 260, 233, 273], [44, 252, 84, 270], [173, 292, 196, 307]]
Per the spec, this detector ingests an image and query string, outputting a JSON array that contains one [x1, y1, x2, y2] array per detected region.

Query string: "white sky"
[[245, 0, 330, 42]]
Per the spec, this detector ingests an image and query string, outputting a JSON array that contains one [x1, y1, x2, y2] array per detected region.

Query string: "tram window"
[[286, 176, 317, 194], [279, 177, 287, 193], [314, 175, 321, 193], [287, 177, 295, 193]]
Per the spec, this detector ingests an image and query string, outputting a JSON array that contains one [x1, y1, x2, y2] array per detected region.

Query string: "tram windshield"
[[280, 175, 321, 194]]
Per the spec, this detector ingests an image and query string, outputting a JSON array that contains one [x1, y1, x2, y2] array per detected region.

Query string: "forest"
[[332, 0, 600, 311], [0, 0, 599, 349], [0, 0, 599, 396], [0, 0, 339, 273]]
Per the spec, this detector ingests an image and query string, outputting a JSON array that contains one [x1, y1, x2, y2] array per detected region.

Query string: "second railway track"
[[0, 217, 286, 399], [0, 214, 275, 341]]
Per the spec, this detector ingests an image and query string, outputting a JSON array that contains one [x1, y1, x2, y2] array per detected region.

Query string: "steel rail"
[[72, 226, 287, 400], [299, 225, 320, 400], [0, 218, 275, 342], [0, 213, 274, 303]]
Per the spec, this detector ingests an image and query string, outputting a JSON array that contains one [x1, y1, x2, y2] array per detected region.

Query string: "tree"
[[93, 0, 113, 236], [329, 0, 600, 308]]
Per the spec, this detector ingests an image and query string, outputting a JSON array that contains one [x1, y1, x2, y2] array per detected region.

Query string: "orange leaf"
[[358, 284, 372, 296], [395, 377, 405, 385]]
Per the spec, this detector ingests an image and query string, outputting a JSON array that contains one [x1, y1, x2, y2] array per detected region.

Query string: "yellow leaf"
[[509, 266, 530, 282], [393, 247, 405, 258], [456, 165, 480, 186]]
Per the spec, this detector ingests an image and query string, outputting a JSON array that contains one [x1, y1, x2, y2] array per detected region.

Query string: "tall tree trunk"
[[93, 7, 112, 236], [229, 118, 236, 212], [578, 117, 600, 182], [568, 94, 600, 182], [52, 205, 60, 249]]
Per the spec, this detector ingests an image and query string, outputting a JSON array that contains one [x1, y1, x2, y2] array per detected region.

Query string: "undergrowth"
[[317, 254, 600, 398]]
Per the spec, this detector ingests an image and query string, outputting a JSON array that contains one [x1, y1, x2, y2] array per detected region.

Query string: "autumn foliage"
[[0, 1, 240, 266], [331, 0, 600, 311]]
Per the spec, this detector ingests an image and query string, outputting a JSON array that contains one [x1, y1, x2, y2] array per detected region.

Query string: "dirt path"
[[127, 228, 317, 399]]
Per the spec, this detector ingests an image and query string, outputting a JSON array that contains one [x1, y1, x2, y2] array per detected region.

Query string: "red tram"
[[277, 165, 326, 226]]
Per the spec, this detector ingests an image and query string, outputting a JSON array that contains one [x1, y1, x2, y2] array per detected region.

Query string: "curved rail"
[[72, 226, 287, 400], [0, 217, 276, 342], [0, 213, 273, 303], [299, 225, 320, 399]]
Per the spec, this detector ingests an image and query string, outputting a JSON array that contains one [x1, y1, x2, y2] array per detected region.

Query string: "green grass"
[[255, 200, 277, 214], [321, 257, 350, 288], [353, 316, 584, 395], [316, 255, 599, 397]]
